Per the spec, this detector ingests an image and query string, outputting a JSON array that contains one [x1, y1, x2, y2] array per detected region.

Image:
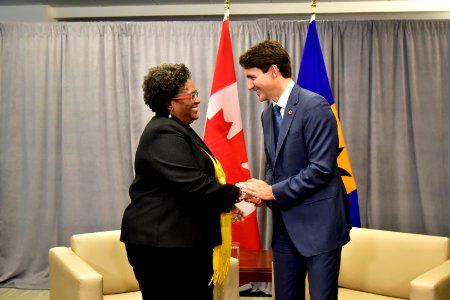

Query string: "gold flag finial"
[[311, 0, 317, 15], [224, 0, 230, 20]]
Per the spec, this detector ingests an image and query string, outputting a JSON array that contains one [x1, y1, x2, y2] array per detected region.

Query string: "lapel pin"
[[288, 110, 293, 115]]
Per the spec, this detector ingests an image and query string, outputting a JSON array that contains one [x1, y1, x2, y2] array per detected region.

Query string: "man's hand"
[[236, 178, 275, 207]]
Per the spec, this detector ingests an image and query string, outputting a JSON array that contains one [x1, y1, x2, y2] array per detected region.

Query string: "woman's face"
[[169, 79, 200, 125]]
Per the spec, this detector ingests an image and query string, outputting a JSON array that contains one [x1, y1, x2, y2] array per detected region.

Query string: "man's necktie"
[[273, 104, 282, 146]]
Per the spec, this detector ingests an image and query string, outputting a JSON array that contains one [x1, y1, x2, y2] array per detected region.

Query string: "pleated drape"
[[0, 19, 449, 289]]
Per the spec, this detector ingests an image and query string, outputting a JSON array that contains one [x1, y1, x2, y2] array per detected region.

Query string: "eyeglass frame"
[[171, 90, 199, 101]]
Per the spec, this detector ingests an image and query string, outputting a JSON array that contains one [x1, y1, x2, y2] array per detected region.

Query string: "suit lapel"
[[274, 86, 300, 162], [186, 125, 214, 156], [171, 116, 214, 157]]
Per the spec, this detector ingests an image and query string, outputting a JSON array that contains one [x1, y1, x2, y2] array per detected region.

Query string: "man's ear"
[[271, 64, 279, 77]]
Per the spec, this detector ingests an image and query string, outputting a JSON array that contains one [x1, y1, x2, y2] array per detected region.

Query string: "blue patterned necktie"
[[273, 104, 282, 146]]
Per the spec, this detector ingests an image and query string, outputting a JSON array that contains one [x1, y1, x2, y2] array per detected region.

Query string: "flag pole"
[[311, 0, 317, 21], [224, 0, 230, 21]]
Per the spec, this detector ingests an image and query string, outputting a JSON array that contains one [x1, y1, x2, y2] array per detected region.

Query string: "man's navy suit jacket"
[[262, 84, 350, 257]]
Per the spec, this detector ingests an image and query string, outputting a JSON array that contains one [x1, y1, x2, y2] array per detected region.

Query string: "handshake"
[[231, 179, 275, 223], [236, 178, 275, 207]]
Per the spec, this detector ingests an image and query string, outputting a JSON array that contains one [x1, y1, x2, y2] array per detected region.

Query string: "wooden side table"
[[238, 249, 273, 286]]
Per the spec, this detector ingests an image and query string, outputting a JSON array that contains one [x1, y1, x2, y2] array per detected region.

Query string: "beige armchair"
[[337, 228, 450, 300], [49, 230, 239, 300], [272, 228, 450, 300]]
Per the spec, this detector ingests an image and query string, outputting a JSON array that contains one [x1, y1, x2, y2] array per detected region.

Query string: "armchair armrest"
[[50, 247, 239, 300], [215, 257, 239, 300], [410, 259, 450, 300], [49, 247, 103, 300]]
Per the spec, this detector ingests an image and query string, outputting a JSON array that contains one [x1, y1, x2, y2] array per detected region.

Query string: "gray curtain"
[[0, 19, 449, 289]]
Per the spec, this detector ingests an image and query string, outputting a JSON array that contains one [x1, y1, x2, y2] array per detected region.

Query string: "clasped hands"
[[231, 179, 274, 223], [236, 178, 274, 207]]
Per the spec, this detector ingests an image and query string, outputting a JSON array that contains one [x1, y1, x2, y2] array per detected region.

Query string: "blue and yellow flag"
[[298, 17, 361, 227]]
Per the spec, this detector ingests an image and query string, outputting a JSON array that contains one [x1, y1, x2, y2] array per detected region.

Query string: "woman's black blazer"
[[120, 116, 239, 249]]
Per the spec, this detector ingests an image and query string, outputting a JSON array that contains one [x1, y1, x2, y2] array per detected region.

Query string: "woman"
[[120, 63, 245, 300]]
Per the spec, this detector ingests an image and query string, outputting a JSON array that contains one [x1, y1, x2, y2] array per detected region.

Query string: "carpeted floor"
[[0, 288, 271, 300], [0, 288, 49, 300]]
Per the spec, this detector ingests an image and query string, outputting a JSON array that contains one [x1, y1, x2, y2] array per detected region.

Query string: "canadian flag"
[[203, 19, 261, 250]]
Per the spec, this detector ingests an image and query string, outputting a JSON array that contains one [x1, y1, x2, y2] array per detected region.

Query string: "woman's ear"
[[167, 104, 174, 117]]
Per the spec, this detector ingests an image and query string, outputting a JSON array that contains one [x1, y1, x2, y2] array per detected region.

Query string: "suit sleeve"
[[143, 124, 238, 212]]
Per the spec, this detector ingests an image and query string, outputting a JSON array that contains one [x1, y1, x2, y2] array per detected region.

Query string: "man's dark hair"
[[239, 40, 292, 78]]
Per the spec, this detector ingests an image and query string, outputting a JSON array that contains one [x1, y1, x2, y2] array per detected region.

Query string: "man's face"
[[244, 67, 274, 102]]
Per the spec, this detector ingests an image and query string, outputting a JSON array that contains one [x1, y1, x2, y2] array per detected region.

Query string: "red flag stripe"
[[204, 19, 261, 250]]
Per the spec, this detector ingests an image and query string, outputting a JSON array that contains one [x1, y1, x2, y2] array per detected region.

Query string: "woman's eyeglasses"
[[171, 91, 199, 101]]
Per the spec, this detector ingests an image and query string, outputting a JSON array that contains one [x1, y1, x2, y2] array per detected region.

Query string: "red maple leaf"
[[204, 109, 250, 184]]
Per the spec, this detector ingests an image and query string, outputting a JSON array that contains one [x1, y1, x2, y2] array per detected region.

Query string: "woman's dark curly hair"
[[142, 63, 191, 116]]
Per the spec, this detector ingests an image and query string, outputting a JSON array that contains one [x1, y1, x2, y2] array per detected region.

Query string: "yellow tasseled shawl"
[[202, 149, 232, 295]]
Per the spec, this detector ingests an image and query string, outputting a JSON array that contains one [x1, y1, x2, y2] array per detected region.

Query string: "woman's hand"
[[231, 205, 245, 223]]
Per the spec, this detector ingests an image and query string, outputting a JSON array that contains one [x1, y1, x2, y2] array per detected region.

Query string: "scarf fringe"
[[209, 211, 232, 294], [201, 147, 233, 296]]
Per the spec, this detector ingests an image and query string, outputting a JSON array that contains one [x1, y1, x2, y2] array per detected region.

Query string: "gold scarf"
[[202, 149, 232, 294]]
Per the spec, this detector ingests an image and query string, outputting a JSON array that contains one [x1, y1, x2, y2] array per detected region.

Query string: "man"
[[237, 40, 350, 300]]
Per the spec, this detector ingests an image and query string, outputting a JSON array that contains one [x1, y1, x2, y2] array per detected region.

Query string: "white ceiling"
[[1, 0, 448, 20], [0, 0, 387, 7]]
